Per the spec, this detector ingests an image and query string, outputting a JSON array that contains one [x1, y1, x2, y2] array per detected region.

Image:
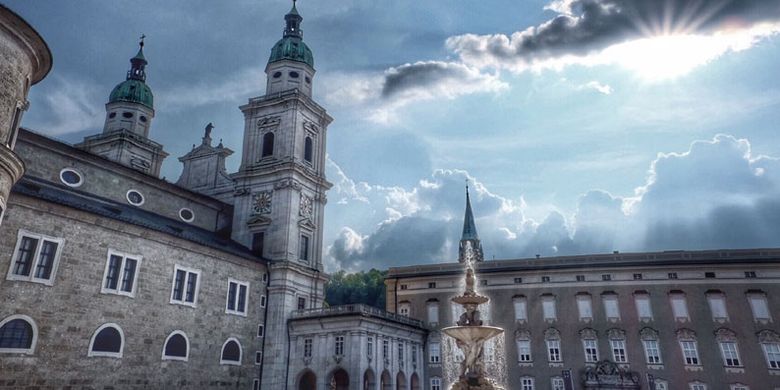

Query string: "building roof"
[[386, 248, 780, 279], [109, 40, 153, 109], [12, 175, 261, 262], [268, 2, 314, 68], [0, 4, 52, 84], [290, 304, 425, 329], [461, 186, 478, 241]]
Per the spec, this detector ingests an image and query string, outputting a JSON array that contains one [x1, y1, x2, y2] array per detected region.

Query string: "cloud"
[[320, 62, 507, 124], [326, 133, 780, 271], [23, 75, 104, 135], [578, 80, 613, 94], [446, 0, 780, 78], [156, 67, 264, 111]]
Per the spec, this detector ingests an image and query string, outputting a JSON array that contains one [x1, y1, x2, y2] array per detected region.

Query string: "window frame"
[[583, 338, 599, 363], [763, 342, 780, 369], [635, 293, 654, 321], [6, 229, 64, 286], [707, 292, 729, 321], [429, 341, 441, 363], [577, 294, 593, 321], [670, 293, 690, 321], [100, 249, 142, 298], [514, 296, 528, 322], [430, 377, 442, 390], [643, 339, 662, 364], [719, 341, 741, 367], [679, 340, 700, 365], [125, 189, 145, 206], [161, 330, 189, 362], [225, 279, 250, 316], [516, 338, 532, 362], [299, 234, 310, 262], [542, 295, 557, 321], [59, 168, 83, 187], [334, 335, 345, 356], [169, 264, 201, 307], [0, 314, 38, 355], [747, 292, 771, 322], [546, 339, 562, 362], [603, 293, 621, 321], [220, 337, 242, 365], [520, 376, 535, 390], [304, 338, 313, 358], [257, 324, 264, 338], [87, 323, 124, 358], [610, 338, 628, 363]]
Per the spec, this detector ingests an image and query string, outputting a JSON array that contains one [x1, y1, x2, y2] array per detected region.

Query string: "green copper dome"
[[109, 79, 153, 109], [109, 39, 153, 109], [268, 36, 314, 68]]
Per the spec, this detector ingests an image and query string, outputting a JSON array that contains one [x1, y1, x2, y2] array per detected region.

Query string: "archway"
[[298, 370, 316, 390], [396, 372, 406, 390], [381, 370, 392, 390], [410, 373, 420, 390], [363, 369, 376, 390], [329, 368, 349, 390]]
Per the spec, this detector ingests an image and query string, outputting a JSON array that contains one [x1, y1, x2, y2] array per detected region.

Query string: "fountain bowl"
[[451, 295, 489, 306], [441, 325, 504, 344]]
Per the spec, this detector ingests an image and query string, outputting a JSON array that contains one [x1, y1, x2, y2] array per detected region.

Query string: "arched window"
[[162, 331, 189, 361], [220, 337, 242, 365], [0, 315, 37, 354], [304, 136, 313, 163], [88, 323, 124, 358], [262, 132, 275, 158]]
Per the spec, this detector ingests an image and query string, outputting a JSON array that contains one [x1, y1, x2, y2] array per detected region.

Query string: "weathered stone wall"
[[0, 194, 267, 389]]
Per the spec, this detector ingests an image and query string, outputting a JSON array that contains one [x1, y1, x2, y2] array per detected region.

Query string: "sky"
[[9, 0, 780, 272]]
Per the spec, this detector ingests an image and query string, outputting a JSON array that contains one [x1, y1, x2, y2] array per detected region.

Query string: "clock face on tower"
[[252, 191, 273, 215]]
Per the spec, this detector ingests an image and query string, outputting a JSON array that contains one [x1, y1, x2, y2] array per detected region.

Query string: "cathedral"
[[2, 3, 780, 390]]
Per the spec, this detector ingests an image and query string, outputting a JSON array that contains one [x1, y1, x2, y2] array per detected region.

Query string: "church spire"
[[459, 184, 484, 263], [127, 34, 147, 82], [284, 0, 303, 38]]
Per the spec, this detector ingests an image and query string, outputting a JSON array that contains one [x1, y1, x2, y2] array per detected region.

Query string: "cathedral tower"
[[76, 37, 167, 176], [232, 3, 331, 387]]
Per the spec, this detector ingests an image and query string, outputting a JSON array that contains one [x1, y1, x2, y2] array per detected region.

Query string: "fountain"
[[441, 237, 505, 389]]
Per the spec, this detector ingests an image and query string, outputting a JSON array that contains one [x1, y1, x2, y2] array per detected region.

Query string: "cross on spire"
[[139, 34, 145, 47]]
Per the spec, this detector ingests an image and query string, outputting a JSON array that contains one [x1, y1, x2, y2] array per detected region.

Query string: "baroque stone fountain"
[[442, 239, 505, 390]]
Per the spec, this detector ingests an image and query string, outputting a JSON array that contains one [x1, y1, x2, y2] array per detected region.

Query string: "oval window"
[[305, 77, 311, 84], [289, 71, 299, 79], [108, 112, 116, 119], [59, 168, 83, 187], [126, 190, 145, 206], [179, 208, 194, 222], [122, 112, 133, 119], [273, 71, 282, 78], [139, 116, 147, 123]]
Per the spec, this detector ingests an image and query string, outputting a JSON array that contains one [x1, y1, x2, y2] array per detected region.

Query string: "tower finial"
[[139, 33, 145, 48]]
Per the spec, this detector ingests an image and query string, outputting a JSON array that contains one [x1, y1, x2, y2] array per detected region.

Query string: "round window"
[[273, 71, 282, 78], [139, 115, 147, 123], [179, 208, 194, 222], [108, 112, 116, 119], [59, 168, 83, 187], [126, 189, 145, 206], [122, 112, 133, 118], [305, 77, 311, 84], [289, 71, 299, 79]]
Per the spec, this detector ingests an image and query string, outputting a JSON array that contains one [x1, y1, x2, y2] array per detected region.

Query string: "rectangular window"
[[690, 384, 707, 390], [334, 336, 344, 356], [430, 377, 441, 390], [7, 231, 63, 285], [367, 337, 374, 358], [611, 339, 627, 363], [541, 276, 550, 283], [707, 295, 728, 320], [428, 282, 436, 289], [520, 377, 534, 390], [101, 250, 141, 297], [542, 297, 557, 321], [251, 232, 264, 257], [257, 325, 264, 338], [583, 339, 599, 362], [745, 271, 756, 278], [480, 279, 488, 286], [170, 265, 200, 306], [412, 345, 417, 364], [514, 277, 522, 284], [603, 295, 620, 320], [748, 294, 771, 321], [398, 342, 404, 363], [304, 338, 312, 358], [427, 302, 439, 325], [668, 272, 678, 279], [633, 273, 643, 280], [551, 378, 565, 390], [298, 297, 306, 310], [383, 339, 390, 360], [680, 341, 700, 365], [635, 294, 653, 320], [705, 272, 715, 278], [671, 295, 689, 320], [514, 298, 527, 321], [576, 275, 585, 282], [602, 274, 612, 281], [429, 342, 441, 363], [253, 379, 260, 390], [547, 339, 562, 362], [255, 351, 262, 365], [399, 303, 410, 317], [517, 339, 531, 362], [299, 235, 310, 262], [577, 295, 593, 320], [720, 342, 740, 366], [226, 279, 249, 316], [763, 343, 780, 369], [400, 284, 408, 290], [643, 339, 662, 364], [260, 295, 267, 308]]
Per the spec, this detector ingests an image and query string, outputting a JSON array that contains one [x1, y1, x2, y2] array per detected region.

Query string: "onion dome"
[[108, 36, 153, 109], [267, 1, 314, 68]]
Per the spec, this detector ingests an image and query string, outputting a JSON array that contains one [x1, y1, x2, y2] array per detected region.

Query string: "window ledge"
[[100, 289, 136, 298], [549, 362, 564, 368], [647, 364, 664, 370], [518, 362, 533, 367], [170, 300, 197, 308], [5, 275, 55, 286], [769, 369, 780, 376], [225, 310, 248, 317], [684, 365, 703, 372], [725, 367, 744, 374]]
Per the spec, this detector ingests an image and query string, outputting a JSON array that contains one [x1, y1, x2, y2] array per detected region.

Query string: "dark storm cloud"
[[380, 61, 504, 100], [448, 0, 780, 63]]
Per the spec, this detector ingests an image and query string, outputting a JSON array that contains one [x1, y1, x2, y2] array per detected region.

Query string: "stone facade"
[[0, 5, 51, 222], [386, 250, 780, 390]]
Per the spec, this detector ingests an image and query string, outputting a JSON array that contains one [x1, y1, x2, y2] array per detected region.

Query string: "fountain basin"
[[442, 325, 504, 344], [451, 295, 489, 306]]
